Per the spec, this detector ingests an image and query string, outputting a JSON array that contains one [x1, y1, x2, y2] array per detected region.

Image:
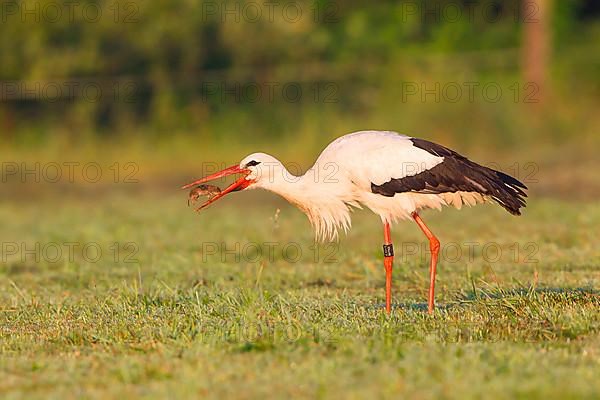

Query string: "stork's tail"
[[471, 165, 528, 215]]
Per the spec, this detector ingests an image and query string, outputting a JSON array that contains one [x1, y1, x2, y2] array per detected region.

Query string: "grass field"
[[1, 189, 599, 399]]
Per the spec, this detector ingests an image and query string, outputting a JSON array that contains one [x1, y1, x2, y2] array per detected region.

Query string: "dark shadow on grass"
[[368, 302, 454, 312], [364, 287, 599, 312], [459, 286, 600, 301]]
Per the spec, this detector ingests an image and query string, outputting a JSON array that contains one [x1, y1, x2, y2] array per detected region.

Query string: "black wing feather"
[[370, 138, 528, 215]]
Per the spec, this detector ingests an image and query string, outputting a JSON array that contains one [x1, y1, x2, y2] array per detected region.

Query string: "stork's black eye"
[[246, 160, 260, 167]]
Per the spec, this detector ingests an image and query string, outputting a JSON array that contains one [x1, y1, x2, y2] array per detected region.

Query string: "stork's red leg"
[[383, 222, 394, 313], [411, 212, 440, 314]]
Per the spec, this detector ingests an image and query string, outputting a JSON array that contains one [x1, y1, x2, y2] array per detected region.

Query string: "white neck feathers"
[[252, 162, 353, 242]]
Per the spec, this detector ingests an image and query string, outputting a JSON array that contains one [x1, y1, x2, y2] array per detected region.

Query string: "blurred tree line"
[[0, 0, 598, 146]]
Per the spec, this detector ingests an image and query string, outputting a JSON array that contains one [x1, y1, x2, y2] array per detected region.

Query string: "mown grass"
[[0, 190, 599, 399]]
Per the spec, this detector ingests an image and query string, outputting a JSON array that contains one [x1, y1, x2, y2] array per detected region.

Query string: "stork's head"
[[181, 152, 285, 211]]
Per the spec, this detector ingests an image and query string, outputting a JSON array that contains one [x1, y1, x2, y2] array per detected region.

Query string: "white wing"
[[314, 130, 444, 188]]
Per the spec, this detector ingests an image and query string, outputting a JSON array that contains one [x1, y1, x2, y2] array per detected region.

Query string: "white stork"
[[182, 130, 527, 313]]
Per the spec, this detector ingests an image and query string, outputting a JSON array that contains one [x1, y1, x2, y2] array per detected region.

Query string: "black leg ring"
[[383, 244, 394, 257]]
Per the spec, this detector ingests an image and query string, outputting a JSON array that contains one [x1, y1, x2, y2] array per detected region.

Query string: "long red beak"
[[182, 164, 254, 211]]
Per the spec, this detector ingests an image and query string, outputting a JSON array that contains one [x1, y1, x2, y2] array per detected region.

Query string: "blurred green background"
[[1, 0, 599, 193]]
